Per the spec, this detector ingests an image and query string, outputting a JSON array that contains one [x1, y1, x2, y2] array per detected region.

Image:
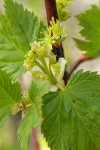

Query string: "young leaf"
[[42, 70, 100, 150], [0, 0, 46, 80], [74, 5, 100, 58], [18, 80, 50, 150], [0, 106, 11, 128], [0, 69, 22, 109], [29, 80, 50, 122], [29, 80, 50, 102]]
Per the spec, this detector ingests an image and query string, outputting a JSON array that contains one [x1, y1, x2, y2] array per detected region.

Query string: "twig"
[[44, 0, 58, 25], [65, 55, 93, 85], [44, 0, 65, 60], [18, 77, 25, 93], [44, 0, 68, 84], [32, 129, 40, 150]]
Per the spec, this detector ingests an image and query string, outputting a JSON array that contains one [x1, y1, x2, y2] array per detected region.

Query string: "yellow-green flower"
[[24, 16, 67, 84], [50, 18, 67, 43], [42, 31, 54, 50], [23, 50, 36, 71], [31, 41, 47, 57], [42, 17, 67, 48], [32, 70, 48, 80]]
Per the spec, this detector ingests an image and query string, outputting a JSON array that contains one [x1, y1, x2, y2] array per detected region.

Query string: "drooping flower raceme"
[[23, 50, 36, 71], [49, 18, 67, 43], [24, 17, 67, 87]]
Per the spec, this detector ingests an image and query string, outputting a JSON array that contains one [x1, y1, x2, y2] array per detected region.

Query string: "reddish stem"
[[65, 55, 93, 85], [44, 0, 65, 60], [44, 0, 68, 84], [32, 129, 40, 150], [44, 0, 58, 25], [18, 77, 25, 93]]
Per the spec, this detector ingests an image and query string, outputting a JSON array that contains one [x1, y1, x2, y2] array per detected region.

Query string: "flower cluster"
[[23, 50, 36, 71], [24, 18, 67, 85], [23, 41, 48, 71], [41, 17, 67, 50], [12, 92, 32, 116], [56, 0, 73, 22]]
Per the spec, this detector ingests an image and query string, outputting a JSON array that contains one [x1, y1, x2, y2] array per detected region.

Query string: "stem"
[[44, 0, 67, 85], [36, 59, 65, 90], [32, 129, 40, 150], [44, 0, 58, 25], [35, 60, 57, 84], [65, 55, 93, 85], [18, 77, 25, 93], [44, 0, 65, 60], [56, 82, 65, 91]]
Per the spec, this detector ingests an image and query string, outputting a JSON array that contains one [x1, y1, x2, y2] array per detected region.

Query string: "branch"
[[44, 0, 68, 84], [44, 0, 58, 25], [65, 55, 93, 85], [32, 129, 40, 150], [44, 0, 64, 60], [18, 77, 25, 93]]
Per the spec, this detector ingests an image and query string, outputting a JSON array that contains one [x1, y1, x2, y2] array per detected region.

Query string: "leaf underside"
[[42, 70, 100, 150], [0, 0, 46, 81], [74, 5, 100, 58]]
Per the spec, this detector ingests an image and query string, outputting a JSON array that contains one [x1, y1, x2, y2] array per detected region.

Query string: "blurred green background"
[[0, 0, 100, 150]]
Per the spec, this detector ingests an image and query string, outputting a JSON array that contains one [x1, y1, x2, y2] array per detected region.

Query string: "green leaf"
[[74, 5, 100, 57], [29, 80, 50, 102], [0, 106, 11, 128], [0, 0, 46, 80], [28, 80, 50, 120], [18, 80, 50, 150], [17, 106, 40, 150], [0, 69, 22, 109], [42, 70, 100, 150]]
